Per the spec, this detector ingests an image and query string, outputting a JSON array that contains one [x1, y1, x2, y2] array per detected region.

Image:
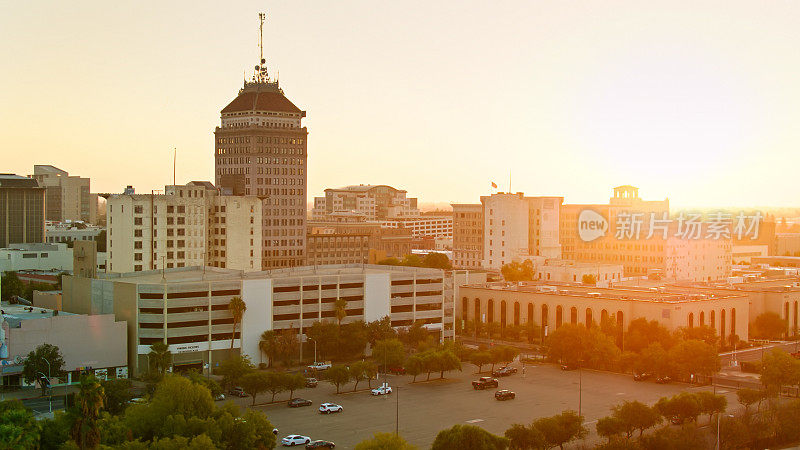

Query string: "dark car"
[[633, 372, 652, 381], [288, 398, 313, 408], [388, 366, 407, 375], [492, 366, 518, 377], [305, 378, 318, 388], [306, 440, 335, 449], [494, 389, 516, 401], [560, 363, 578, 371], [228, 387, 248, 397], [472, 377, 499, 390], [655, 376, 671, 384]]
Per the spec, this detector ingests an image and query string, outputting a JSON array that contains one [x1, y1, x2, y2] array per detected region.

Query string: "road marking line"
[[616, 392, 626, 395], [466, 419, 484, 424]]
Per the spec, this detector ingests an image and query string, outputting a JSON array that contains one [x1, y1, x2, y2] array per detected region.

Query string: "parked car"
[[305, 378, 318, 388], [318, 403, 343, 414], [129, 397, 147, 404], [214, 393, 226, 401], [288, 398, 313, 408], [307, 362, 332, 371], [282, 435, 311, 446], [560, 363, 578, 371], [371, 384, 392, 395], [655, 376, 671, 384], [388, 366, 407, 375], [472, 377, 499, 390], [306, 440, 335, 449], [494, 389, 516, 401], [228, 387, 248, 397], [633, 372, 652, 381], [492, 366, 518, 377]]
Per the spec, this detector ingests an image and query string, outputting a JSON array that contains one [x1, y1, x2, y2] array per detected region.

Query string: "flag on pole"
[[491, 182, 497, 189]]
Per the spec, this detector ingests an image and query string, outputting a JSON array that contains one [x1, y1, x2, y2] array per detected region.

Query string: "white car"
[[371, 385, 392, 396], [318, 402, 343, 414], [307, 362, 332, 371], [281, 435, 311, 446]]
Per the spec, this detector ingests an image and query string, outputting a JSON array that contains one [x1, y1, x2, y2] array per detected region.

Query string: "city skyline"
[[4, 1, 800, 207]]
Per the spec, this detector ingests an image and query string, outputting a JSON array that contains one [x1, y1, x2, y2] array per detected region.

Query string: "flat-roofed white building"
[[62, 264, 450, 376]]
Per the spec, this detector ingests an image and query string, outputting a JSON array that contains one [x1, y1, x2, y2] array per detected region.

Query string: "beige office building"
[[480, 193, 562, 270], [63, 264, 449, 376], [106, 182, 262, 273], [31, 165, 97, 224], [306, 232, 370, 265], [458, 282, 749, 341], [452, 203, 483, 269], [214, 55, 307, 270]]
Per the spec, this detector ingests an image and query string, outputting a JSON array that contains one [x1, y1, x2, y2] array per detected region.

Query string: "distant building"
[[0, 243, 72, 273], [63, 264, 449, 376], [529, 258, 624, 285], [0, 174, 45, 248], [312, 185, 419, 222], [380, 215, 453, 240], [30, 165, 97, 224], [45, 221, 103, 245], [480, 193, 563, 270], [452, 203, 483, 269], [106, 182, 262, 273], [306, 232, 370, 265], [458, 281, 749, 341], [776, 233, 800, 256]]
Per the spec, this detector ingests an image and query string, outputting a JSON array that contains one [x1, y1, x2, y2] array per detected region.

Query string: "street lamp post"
[[578, 363, 582, 417], [716, 413, 734, 450], [42, 357, 52, 413], [308, 338, 317, 364]]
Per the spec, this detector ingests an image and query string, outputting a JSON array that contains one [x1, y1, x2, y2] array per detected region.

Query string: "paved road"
[[720, 341, 800, 366], [225, 363, 733, 449], [21, 395, 65, 415]]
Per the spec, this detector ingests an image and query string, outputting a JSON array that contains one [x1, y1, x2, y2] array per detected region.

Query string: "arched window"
[[700, 311, 705, 327], [514, 302, 521, 326], [570, 307, 578, 325], [720, 309, 727, 345], [616, 311, 624, 330], [556, 305, 563, 328], [541, 304, 549, 329], [601, 309, 608, 324], [795, 302, 798, 335], [462, 297, 468, 321], [527, 303, 534, 325], [710, 310, 716, 331], [500, 300, 507, 329], [488, 299, 495, 323], [688, 313, 694, 328], [585, 308, 593, 327], [474, 299, 481, 323], [731, 308, 736, 338]]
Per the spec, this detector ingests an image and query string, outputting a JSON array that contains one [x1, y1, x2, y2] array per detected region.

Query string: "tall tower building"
[[214, 13, 308, 269]]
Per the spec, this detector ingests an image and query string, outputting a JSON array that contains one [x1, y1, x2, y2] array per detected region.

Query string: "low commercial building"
[[45, 221, 104, 244], [0, 302, 127, 387], [62, 264, 449, 376], [458, 282, 749, 342], [0, 243, 72, 272], [306, 232, 370, 265], [530, 258, 624, 286]]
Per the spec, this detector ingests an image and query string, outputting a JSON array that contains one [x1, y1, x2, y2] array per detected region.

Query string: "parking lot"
[[227, 363, 736, 449]]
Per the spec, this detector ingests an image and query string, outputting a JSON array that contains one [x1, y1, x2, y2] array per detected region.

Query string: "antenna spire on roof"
[[253, 12, 270, 83]]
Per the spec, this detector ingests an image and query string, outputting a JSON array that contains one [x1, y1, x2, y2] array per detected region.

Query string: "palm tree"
[[148, 341, 172, 375], [228, 296, 247, 351], [335, 298, 347, 326], [71, 375, 105, 449], [259, 330, 278, 367]]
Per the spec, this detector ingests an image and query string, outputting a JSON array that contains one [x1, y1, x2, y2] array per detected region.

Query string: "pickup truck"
[[307, 362, 332, 371], [472, 376, 499, 390]]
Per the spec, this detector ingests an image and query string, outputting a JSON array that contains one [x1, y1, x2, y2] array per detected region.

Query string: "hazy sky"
[[3, 1, 800, 208]]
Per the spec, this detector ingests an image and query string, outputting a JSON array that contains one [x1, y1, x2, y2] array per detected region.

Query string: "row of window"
[[217, 136, 304, 145]]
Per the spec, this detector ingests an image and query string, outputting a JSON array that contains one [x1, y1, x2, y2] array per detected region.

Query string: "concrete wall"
[[8, 314, 127, 375]]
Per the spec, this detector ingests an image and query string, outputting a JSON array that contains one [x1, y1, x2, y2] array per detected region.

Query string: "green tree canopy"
[[214, 355, 253, 390], [625, 318, 674, 353], [354, 432, 416, 450], [502, 260, 535, 282], [22, 343, 67, 396], [327, 365, 351, 394], [752, 312, 788, 340], [532, 410, 588, 450], [431, 424, 508, 450], [148, 341, 172, 376], [505, 423, 546, 450], [372, 338, 406, 370]]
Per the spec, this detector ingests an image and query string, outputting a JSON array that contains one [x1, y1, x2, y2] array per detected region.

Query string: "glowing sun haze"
[[1, 1, 798, 208]]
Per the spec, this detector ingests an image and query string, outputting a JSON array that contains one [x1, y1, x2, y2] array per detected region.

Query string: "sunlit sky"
[[2, 1, 800, 208]]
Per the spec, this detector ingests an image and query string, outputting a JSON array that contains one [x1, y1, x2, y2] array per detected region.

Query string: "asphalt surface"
[[224, 363, 735, 449], [720, 341, 800, 366]]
